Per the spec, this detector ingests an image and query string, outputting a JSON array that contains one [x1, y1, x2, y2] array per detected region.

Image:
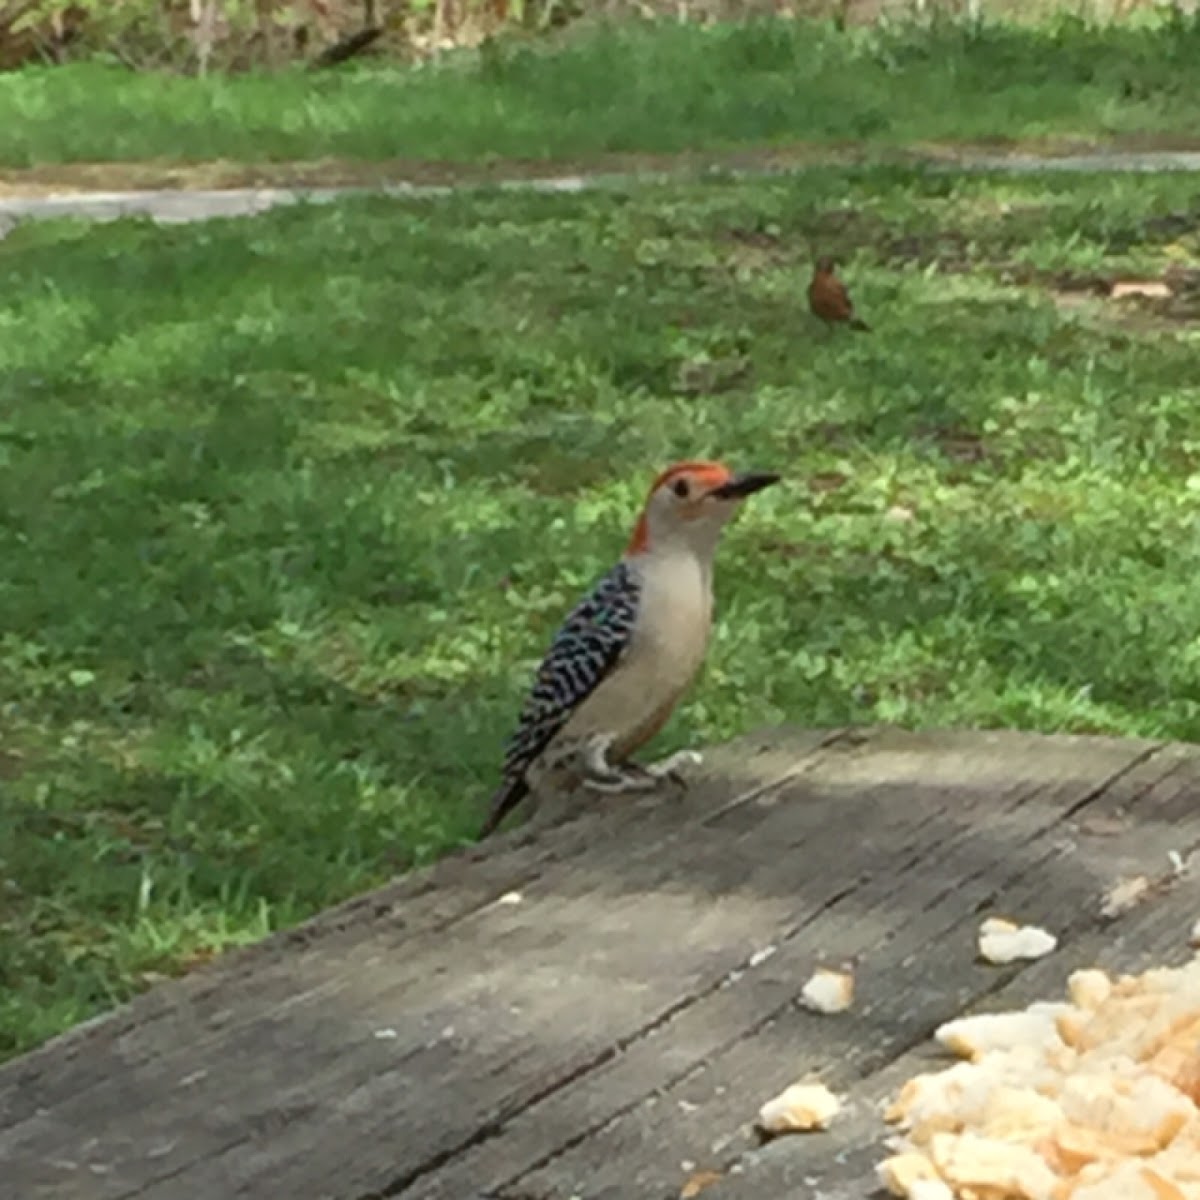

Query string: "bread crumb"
[[757, 1081, 841, 1133], [879, 956, 1200, 1200], [978, 917, 1057, 964], [800, 968, 854, 1014], [1100, 875, 1151, 919]]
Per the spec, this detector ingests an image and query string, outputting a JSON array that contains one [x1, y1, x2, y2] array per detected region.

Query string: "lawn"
[[2, 15, 1200, 172], [3, 163, 1200, 1061]]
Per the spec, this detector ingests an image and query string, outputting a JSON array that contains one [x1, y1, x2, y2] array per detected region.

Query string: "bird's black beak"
[[708, 471, 781, 500]]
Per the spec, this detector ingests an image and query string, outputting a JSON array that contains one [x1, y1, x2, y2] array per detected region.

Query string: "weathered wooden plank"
[[427, 732, 1178, 1199], [0, 727, 841, 1200], [503, 741, 1200, 1200], [0, 730, 1186, 1200], [133, 732, 1160, 1200], [2, 727, 1162, 1200]]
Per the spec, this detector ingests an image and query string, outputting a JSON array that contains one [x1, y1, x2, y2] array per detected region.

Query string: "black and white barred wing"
[[501, 560, 642, 781]]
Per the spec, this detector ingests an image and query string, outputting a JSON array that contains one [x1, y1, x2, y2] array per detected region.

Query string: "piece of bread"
[[878, 951, 1200, 1199]]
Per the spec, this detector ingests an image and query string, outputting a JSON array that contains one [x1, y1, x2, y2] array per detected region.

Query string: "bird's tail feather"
[[477, 776, 529, 840], [850, 317, 871, 332]]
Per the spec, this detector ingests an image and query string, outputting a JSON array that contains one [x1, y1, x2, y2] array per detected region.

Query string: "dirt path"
[[3, 144, 1200, 237]]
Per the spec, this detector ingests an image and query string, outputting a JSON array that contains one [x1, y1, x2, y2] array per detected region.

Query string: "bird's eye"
[[672, 478, 690, 498]]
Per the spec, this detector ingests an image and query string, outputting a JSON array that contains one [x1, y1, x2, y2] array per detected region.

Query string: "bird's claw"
[[644, 749, 703, 784], [573, 739, 703, 795], [605, 750, 703, 793], [576, 735, 653, 793], [583, 769, 656, 794]]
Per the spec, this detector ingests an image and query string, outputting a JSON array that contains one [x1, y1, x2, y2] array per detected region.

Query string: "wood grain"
[[3, 727, 1198, 1200]]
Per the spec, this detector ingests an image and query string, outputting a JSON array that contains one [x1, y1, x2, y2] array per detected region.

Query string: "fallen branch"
[[308, 25, 382, 70]]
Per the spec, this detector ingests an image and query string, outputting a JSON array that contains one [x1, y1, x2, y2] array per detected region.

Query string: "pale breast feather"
[[501, 560, 642, 779]]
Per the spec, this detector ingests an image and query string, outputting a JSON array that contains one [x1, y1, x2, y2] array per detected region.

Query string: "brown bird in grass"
[[808, 256, 870, 332]]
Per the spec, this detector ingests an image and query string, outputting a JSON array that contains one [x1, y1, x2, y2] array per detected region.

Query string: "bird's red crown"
[[626, 460, 733, 555]]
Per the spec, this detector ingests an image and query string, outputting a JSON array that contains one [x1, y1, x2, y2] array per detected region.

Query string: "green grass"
[[4, 163, 1200, 1061], [3, 14, 1200, 168]]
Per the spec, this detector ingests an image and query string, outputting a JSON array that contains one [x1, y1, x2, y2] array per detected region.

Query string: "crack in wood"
[[357, 741, 856, 1200], [120, 1133, 256, 1200], [370, 883, 870, 1200], [462, 878, 874, 1200]]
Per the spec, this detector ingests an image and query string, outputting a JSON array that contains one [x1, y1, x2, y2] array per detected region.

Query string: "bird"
[[807, 256, 870, 332], [477, 460, 780, 839]]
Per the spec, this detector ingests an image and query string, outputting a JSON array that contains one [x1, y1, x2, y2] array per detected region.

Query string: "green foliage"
[[4, 165, 1200, 1059], [3, 14, 1200, 166]]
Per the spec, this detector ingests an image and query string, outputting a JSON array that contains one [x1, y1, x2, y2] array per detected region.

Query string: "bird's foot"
[[641, 749, 704, 789], [569, 738, 704, 795], [584, 769, 659, 795], [614, 750, 703, 791], [575, 735, 658, 794]]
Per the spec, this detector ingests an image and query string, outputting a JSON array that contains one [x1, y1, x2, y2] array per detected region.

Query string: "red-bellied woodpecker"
[[478, 460, 780, 839]]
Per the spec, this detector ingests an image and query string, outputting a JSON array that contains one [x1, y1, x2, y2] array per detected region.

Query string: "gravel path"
[[3, 149, 1200, 237]]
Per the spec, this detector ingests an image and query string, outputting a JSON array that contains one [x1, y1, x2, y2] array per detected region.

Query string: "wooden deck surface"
[[3, 725, 1200, 1200]]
